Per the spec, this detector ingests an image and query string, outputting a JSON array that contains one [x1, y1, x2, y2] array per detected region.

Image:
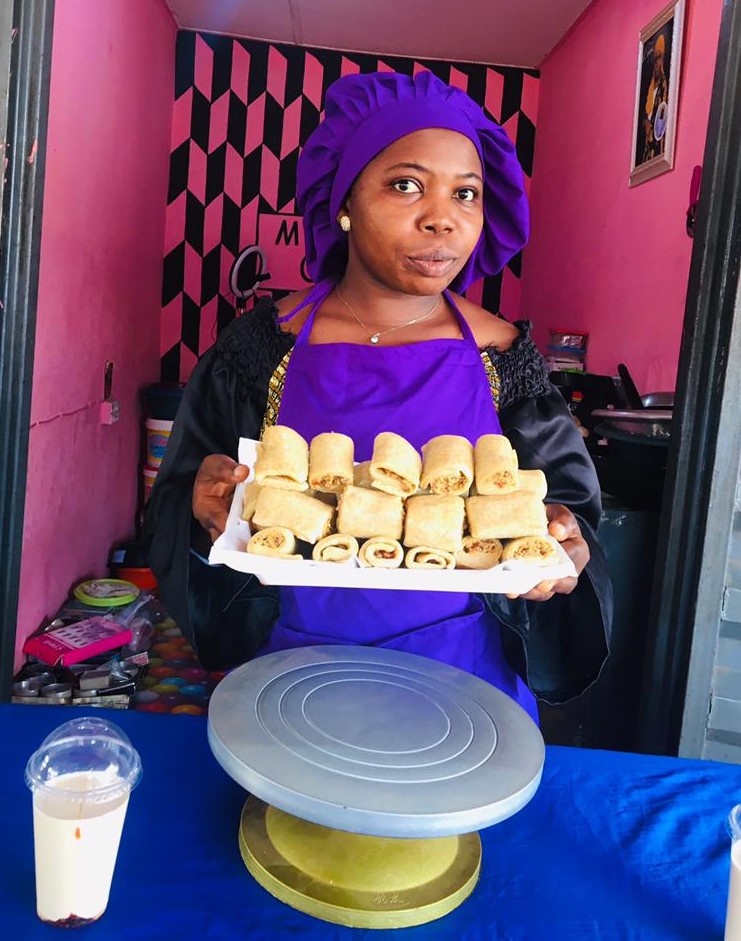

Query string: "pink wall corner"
[[521, 0, 723, 393], [15, 0, 177, 667]]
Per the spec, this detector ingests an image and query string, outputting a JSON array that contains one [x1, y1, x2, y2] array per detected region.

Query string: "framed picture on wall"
[[629, 0, 686, 187]]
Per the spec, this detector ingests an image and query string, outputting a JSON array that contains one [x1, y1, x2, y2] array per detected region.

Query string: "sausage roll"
[[465, 492, 548, 539], [501, 535, 561, 566], [405, 546, 456, 569], [246, 527, 302, 559], [369, 432, 422, 497], [312, 534, 359, 563], [251, 487, 335, 544], [517, 468, 548, 501], [240, 480, 262, 522], [403, 494, 465, 553], [254, 425, 309, 491], [420, 435, 474, 496], [353, 460, 373, 489], [358, 537, 404, 568], [474, 434, 519, 494], [336, 485, 404, 540], [309, 432, 355, 493], [454, 536, 503, 569]]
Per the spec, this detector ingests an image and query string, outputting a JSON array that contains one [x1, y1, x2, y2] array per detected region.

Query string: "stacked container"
[[140, 385, 183, 515], [545, 328, 589, 373]]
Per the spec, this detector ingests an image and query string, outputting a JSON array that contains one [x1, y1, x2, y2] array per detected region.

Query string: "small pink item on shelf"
[[22, 617, 132, 667]]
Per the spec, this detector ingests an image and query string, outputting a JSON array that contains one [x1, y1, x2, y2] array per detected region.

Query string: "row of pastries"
[[240, 426, 561, 570]]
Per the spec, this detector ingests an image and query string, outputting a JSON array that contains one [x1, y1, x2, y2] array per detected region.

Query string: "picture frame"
[[629, 0, 686, 187]]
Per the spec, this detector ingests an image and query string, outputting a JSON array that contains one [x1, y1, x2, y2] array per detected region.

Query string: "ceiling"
[[164, 0, 596, 69]]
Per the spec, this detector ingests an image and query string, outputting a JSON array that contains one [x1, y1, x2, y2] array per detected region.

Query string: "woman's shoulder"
[[452, 293, 520, 352], [212, 295, 295, 386], [452, 294, 551, 408]]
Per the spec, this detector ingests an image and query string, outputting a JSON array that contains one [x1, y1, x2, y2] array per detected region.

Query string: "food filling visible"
[[433, 472, 468, 494], [375, 468, 415, 492]]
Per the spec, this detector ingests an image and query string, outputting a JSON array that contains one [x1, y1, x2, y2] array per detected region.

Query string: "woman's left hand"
[[507, 504, 590, 602]]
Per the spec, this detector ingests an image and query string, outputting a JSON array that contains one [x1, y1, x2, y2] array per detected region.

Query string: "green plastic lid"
[[73, 579, 139, 607]]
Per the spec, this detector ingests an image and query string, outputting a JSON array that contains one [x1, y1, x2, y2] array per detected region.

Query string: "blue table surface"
[[1, 703, 739, 940]]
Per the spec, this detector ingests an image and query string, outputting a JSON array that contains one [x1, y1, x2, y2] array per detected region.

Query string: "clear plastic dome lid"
[[25, 716, 142, 803], [729, 805, 741, 842]]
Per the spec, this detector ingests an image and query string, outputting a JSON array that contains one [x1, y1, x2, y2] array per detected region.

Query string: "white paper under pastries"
[[209, 438, 577, 594]]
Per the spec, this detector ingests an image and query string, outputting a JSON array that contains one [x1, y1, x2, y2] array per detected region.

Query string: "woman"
[[146, 71, 611, 721]]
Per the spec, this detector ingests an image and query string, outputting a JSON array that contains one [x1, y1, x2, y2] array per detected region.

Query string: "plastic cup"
[[726, 806, 741, 940], [145, 418, 173, 467], [24, 717, 142, 927]]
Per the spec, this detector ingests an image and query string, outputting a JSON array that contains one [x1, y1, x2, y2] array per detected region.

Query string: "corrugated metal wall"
[[703, 473, 741, 762]]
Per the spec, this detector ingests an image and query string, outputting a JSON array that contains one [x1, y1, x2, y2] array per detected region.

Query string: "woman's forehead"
[[366, 128, 482, 174]]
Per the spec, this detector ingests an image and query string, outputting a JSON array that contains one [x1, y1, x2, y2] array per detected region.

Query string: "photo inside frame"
[[635, 18, 675, 169]]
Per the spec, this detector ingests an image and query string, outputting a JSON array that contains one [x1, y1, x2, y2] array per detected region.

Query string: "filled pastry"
[[403, 494, 465, 553], [501, 535, 561, 566], [337, 485, 404, 540], [358, 537, 404, 568], [473, 434, 518, 494], [405, 546, 456, 569], [251, 486, 335, 544], [455, 536, 503, 569], [240, 480, 262, 522], [353, 460, 373, 488], [246, 527, 302, 559], [420, 435, 474, 496], [517, 468, 548, 501], [466, 491, 548, 539], [254, 425, 309, 491], [309, 432, 354, 493], [369, 432, 422, 496], [312, 534, 359, 563]]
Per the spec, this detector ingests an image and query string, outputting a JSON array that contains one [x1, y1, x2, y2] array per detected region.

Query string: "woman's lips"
[[406, 251, 458, 277]]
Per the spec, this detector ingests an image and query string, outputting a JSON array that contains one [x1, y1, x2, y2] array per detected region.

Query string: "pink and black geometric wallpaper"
[[161, 33, 539, 381]]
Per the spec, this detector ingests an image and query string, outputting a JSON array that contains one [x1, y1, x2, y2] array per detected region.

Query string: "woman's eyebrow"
[[385, 161, 483, 183]]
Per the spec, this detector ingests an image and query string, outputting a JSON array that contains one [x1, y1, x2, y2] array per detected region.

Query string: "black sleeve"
[[481, 326, 613, 704], [143, 306, 291, 669]]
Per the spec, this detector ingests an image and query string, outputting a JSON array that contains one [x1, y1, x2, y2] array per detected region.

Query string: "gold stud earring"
[[339, 215, 351, 233]]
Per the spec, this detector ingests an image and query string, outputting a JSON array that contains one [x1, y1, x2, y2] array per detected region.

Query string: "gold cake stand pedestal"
[[239, 797, 482, 929]]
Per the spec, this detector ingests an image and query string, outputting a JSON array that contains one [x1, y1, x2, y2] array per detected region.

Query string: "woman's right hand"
[[193, 455, 250, 542]]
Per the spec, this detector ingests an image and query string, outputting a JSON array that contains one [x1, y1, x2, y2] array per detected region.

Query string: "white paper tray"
[[208, 438, 577, 595]]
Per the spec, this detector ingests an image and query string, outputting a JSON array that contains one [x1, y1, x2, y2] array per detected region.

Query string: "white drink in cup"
[[726, 805, 741, 940], [25, 717, 142, 927]]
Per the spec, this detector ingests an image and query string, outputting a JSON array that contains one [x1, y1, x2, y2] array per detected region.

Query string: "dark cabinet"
[[539, 497, 659, 751]]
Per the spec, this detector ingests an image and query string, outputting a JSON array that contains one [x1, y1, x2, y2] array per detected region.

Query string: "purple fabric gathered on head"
[[296, 70, 530, 292]]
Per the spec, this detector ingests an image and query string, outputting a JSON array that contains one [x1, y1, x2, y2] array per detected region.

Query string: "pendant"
[[370, 334, 380, 344]]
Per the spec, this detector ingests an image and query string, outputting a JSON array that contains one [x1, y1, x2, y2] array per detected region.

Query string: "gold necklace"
[[336, 287, 442, 345]]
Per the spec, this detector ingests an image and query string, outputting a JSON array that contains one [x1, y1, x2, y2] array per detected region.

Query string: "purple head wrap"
[[296, 70, 530, 292]]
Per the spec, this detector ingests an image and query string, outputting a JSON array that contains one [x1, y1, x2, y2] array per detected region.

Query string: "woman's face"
[[343, 128, 484, 295]]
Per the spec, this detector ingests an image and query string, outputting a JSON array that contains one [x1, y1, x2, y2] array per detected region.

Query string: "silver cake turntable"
[[208, 645, 544, 928]]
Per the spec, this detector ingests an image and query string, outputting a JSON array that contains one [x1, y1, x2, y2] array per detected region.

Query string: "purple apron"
[[260, 278, 537, 722]]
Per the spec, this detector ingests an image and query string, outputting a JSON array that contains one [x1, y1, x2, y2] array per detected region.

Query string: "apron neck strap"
[[278, 282, 478, 347], [444, 290, 477, 345], [276, 278, 336, 332]]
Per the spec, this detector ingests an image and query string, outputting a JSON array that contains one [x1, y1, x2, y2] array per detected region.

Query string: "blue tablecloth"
[[1, 704, 738, 940]]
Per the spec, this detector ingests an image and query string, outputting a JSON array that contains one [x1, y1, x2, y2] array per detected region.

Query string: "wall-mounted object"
[[229, 245, 270, 314], [687, 165, 702, 237], [629, 0, 686, 187]]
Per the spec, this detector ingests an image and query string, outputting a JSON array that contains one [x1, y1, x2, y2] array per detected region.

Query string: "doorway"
[[2, 0, 740, 764]]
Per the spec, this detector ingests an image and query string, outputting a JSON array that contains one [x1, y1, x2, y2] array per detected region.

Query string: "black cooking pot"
[[592, 423, 669, 511]]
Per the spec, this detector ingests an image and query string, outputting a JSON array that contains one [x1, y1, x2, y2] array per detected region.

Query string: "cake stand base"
[[238, 797, 482, 929]]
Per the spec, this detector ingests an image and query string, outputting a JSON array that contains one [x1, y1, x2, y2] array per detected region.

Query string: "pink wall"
[[15, 0, 176, 666], [521, 0, 723, 393]]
